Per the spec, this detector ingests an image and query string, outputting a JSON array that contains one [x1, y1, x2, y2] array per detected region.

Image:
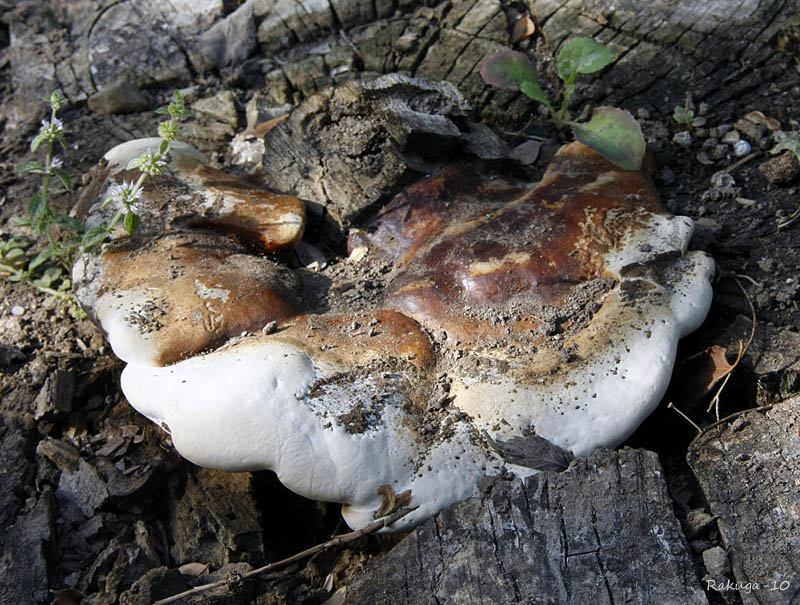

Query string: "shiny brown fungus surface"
[[75, 138, 713, 531]]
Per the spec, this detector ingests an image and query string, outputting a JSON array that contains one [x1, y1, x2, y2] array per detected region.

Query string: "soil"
[[1, 1, 800, 603]]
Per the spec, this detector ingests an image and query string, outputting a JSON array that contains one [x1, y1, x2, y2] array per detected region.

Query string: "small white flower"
[[109, 181, 142, 210], [50, 156, 63, 169], [139, 148, 167, 175], [109, 182, 126, 203], [39, 117, 64, 142]]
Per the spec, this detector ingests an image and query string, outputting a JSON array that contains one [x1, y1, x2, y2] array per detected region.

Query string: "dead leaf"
[[178, 562, 210, 576], [744, 110, 781, 132], [374, 484, 412, 519], [484, 431, 573, 471], [704, 343, 742, 385], [510, 140, 542, 166], [253, 114, 289, 138], [512, 16, 536, 43], [670, 341, 744, 405]]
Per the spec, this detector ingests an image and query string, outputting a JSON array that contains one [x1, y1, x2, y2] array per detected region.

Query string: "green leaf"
[[481, 50, 541, 92], [5, 247, 25, 261], [53, 213, 83, 232], [36, 266, 62, 287], [82, 227, 109, 250], [29, 249, 51, 270], [31, 133, 47, 152], [127, 157, 143, 170], [60, 234, 83, 249], [519, 80, 550, 106], [155, 106, 171, 115], [159, 138, 170, 156], [571, 106, 646, 171], [52, 167, 72, 190], [124, 211, 141, 234], [19, 161, 44, 174], [557, 37, 616, 81], [29, 193, 47, 217], [36, 216, 50, 235]]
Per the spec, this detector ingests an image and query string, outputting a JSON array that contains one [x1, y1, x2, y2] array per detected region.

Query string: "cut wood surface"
[[688, 396, 800, 605], [346, 448, 707, 604]]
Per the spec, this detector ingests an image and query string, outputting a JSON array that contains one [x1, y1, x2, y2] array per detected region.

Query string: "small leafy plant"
[[82, 90, 192, 249], [2, 89, 191, 315], [672, 105, 706, 128], [1, 91, 84, 311], [480, 37, 646, 171]]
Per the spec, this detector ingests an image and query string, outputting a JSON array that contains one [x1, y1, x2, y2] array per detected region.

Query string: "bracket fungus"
[[74, 138, 714, 530]]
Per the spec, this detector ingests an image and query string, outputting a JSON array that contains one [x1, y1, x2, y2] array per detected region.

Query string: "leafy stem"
[[480, 37, 646, 171], [82, 90, 191, 249]]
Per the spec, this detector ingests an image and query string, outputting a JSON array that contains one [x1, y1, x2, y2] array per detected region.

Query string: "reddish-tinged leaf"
[[480, 50, 538, 91], [572, 106, 646, 171]]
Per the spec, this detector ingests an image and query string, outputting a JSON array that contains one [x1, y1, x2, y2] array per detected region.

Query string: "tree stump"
[[688, 396, 800, 605], [345, 448, 706, 604]]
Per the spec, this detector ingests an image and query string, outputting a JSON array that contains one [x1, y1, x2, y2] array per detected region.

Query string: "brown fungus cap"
[[76, 232, 302, 366], [75, 138, 713, 531], [73, 139, 305, 366], [76, 138, 305, 251]]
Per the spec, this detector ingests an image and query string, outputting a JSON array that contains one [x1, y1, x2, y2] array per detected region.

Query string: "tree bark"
[[345, 448, 707, 604], [688, 396, 800, 605]]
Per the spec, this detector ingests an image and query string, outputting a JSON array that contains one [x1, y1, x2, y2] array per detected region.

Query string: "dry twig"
[[704, 274, 758, 420], [667, 401, 703, 435], [153, 506, 418, 605], [695, 404, 776, 439], [725, 150, 762, 173]]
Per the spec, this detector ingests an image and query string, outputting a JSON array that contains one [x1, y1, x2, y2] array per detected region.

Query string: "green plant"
[[82, 90, 192, 249], [17, 91, 83, 267], [2, 89, 191, 315], [672, 105, 706, 128], [480, 38, 646, 171], [1, 91, 84, 312]]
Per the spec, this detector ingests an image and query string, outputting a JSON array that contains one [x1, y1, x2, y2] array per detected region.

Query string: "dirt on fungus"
[[2, 4, 800, 603]]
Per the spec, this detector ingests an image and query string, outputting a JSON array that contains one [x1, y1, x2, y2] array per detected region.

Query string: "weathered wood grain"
[[345, 448, 707, 604], [688, 396, 800, 605]]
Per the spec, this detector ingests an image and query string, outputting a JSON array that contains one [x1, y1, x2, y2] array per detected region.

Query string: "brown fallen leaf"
[[178, 562, 210, 576], [703, 343, 742, 387], [669, 341, 744, 407], [253, 114, 289, 138], [374, 484, 412, 519], [512, 16, 536, 43], [744, 110, 781, 132]]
